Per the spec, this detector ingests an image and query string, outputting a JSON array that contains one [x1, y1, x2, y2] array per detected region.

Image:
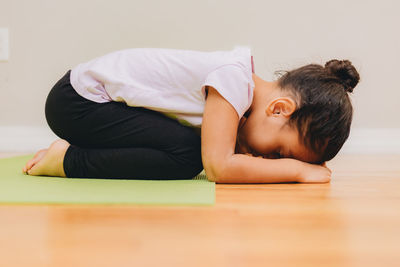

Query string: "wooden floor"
[[0, 153, 399, 267]]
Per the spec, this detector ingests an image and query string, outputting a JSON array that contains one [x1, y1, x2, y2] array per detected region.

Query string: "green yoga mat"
[[0, 154, 215, 205]]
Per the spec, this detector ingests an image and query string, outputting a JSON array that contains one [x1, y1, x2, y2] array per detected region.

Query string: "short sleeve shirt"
[[70, 46, 255, 127]]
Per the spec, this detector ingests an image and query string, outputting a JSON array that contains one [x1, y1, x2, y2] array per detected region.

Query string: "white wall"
[[0, 0, 399, 153]]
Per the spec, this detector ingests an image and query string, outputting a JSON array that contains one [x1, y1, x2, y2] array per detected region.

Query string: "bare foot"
[[23, 139, 71, 177], [22, 148, 48, 174]]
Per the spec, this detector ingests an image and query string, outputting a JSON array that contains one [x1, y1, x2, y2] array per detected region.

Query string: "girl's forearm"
[[215, 154, 302, 184]]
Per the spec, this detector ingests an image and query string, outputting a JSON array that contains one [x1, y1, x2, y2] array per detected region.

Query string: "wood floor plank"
[[0, 153, 399, 267]]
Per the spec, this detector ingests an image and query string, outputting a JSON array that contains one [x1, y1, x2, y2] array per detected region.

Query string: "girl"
[[22, 46, 360, 183]]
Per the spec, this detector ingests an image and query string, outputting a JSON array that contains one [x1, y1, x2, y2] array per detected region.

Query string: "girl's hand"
[[244, 153, 332, 183], [297, 162, 332, 183]]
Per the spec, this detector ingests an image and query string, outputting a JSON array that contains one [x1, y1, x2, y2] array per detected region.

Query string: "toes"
[[27, 164, 38, 176], [23, 166, 29, 174], [22, 160, 33, 173], [24, 159, 36, 173], [23, 152, 42, 173], [22, 148, 49, 175], [27, 158, 37, 169], [27, 160, 47, 176], [24, 149, 48, 174], [23, 162, 32, 174]]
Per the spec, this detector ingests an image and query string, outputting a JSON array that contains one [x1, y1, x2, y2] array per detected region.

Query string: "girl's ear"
[[265, 97, 296, 117]]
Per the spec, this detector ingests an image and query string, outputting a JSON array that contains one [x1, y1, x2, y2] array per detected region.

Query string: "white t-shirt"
[[70, 46, 255, 127]]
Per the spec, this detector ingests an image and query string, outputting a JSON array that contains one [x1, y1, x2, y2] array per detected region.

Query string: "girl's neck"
[[247, 74, 280, 116]]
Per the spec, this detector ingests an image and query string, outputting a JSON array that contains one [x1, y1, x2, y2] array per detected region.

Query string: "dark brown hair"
[[277, 59, 360, 163]]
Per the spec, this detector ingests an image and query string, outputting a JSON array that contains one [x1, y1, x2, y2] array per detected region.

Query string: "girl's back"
[[70, 46, 255, 127]]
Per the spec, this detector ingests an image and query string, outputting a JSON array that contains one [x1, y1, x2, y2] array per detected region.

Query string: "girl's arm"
[[201, 86, 331, 183]]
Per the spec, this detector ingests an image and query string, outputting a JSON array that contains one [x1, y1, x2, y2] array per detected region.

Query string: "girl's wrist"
[[284, 158, 307, 182]]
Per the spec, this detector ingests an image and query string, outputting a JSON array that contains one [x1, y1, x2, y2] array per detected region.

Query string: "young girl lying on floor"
[[22, 46, 360, 183]]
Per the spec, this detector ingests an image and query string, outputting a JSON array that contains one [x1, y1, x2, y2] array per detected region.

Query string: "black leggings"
[[45, 70, 203, 179]]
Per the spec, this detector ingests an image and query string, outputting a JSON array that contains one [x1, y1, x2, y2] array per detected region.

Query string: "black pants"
[[45, 70, 203, 179]]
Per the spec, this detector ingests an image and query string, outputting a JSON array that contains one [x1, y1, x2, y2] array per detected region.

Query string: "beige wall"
[[1, 0, 399, 130]]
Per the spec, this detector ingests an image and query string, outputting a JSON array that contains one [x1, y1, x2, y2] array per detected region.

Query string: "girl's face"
[[236, 113, 316, 162], [235, 80, 319, 163]]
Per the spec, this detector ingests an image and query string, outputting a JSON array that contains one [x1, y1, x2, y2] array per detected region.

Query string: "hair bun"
[[325, 59, 360, 93]]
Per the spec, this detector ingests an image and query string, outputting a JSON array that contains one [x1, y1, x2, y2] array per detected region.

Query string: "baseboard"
[[0, 126, 399, 154], [0, 126, 60, 152], [339, 128, 400, 154]]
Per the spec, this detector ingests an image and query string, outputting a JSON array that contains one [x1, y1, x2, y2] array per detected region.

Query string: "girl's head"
[[236, 59, 360, 164]]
